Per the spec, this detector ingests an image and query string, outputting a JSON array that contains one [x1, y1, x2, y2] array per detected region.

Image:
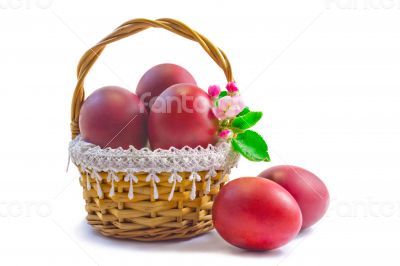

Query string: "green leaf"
[[219, 91, 228, 99], [231, 130, 270, 162], [238, 107, 250, 116], [232, 111, 263, 130], [263, 152, 271, 162]]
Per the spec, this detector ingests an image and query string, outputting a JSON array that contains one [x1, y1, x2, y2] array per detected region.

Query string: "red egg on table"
[[259, 165, 330, 229], [212, 177, 302, 251]]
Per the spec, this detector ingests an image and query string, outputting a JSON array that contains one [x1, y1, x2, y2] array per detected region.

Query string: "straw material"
[[71, 18, 234, 241], [81, 170, 228, 241]]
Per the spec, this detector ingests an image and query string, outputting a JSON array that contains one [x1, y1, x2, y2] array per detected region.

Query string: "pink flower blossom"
[[212, 95, 245, 120], [219, 129, 233, 139], [208, 85, 221, 98], [212, 107, 226, 120], [226, 82, 239, 93]]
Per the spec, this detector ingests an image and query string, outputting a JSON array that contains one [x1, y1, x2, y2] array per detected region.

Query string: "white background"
[[1, 0, 399, 265]]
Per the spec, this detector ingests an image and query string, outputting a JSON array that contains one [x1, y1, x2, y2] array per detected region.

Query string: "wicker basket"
[[69, 18, 237, 241]]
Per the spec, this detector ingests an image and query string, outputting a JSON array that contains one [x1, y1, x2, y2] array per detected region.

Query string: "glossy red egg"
[[148, 83, 218, 150], [213, 177, 302, 250], [79, 86, 148, 149], [259, 165, 330, 229], [136, 63, 196, 112]]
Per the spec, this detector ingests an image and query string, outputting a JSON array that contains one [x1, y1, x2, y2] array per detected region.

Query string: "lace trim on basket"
[[69, 136, 239, 200]]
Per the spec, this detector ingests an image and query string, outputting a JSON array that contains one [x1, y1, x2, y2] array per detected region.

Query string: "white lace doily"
[[68, 136, 239, 200]]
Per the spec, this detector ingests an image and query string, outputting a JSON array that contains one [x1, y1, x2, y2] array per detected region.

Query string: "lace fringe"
[[83, 168, 222, 201]]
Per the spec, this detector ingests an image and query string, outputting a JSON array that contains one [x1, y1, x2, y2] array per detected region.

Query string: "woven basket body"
[[81, 171, 227, 241], [69, 18, 236, 241]]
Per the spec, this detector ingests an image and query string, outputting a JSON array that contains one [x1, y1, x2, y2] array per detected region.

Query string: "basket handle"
[[70, 18, 234, 139]]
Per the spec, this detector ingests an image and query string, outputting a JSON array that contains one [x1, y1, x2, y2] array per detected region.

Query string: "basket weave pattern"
[[81, 171, 227, 241], [70, 18, 235, 241]]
